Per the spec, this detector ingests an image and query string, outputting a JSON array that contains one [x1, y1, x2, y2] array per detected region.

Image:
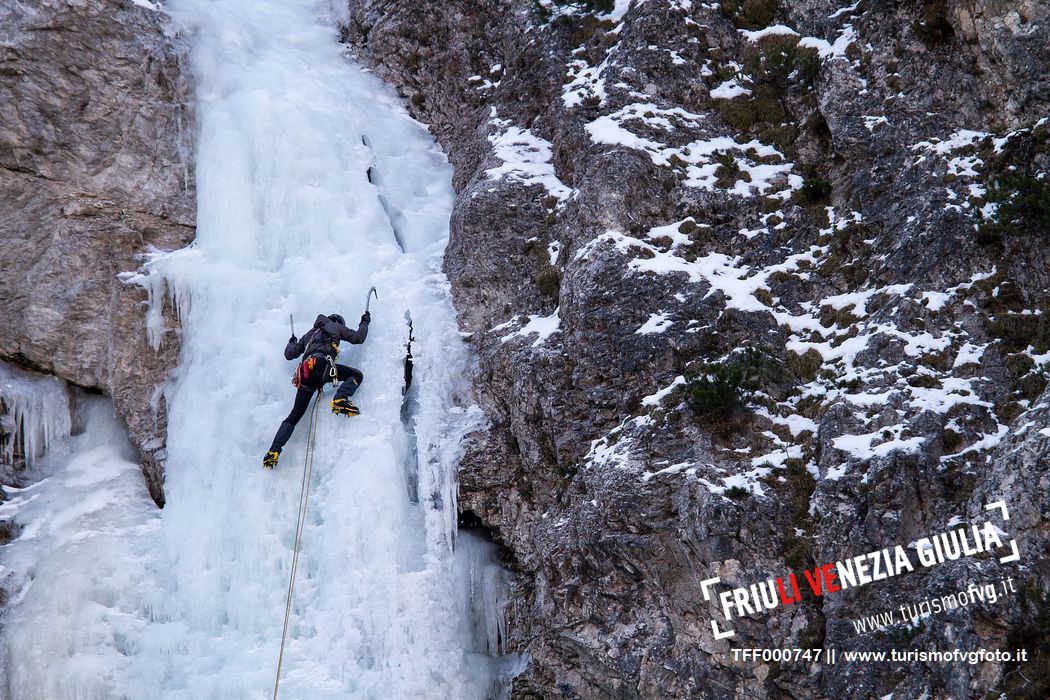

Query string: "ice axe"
[[364, 286, 378, 313], [289, 314, 295, 337]]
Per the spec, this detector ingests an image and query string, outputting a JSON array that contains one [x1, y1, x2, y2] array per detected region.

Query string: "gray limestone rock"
[[0, 0, 195, 505]]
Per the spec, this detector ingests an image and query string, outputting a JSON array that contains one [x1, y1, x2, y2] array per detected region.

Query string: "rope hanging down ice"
[[272, 390, 323, 700]]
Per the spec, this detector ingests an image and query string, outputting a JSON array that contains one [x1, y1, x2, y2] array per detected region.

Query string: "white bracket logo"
[[985, 500, 1020, 563], [701, 576, 735, 639]]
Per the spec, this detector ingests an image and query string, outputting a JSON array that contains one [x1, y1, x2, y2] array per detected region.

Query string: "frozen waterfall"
[[0, 0, 514, 697]]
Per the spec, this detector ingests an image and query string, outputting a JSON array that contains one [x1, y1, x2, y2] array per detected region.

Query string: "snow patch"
[[952, 342, 986, 367], [798, 24, 856, 59], [636, 311, 673, 334], [487, 117, 575, 202], [600, 0, 634, 21], [739, 24, 800, 42], [585, 106, 802, 198], [501, 309, 562, 347], [913, 129, 991, 155], [710, 78, 752, 99], [574, 229, 777, 313], [641, 375, 686, 407], [863, 115, 888, 132], [832, 427, 927, 460]]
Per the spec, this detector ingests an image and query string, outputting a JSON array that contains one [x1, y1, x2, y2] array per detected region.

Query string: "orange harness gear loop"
[[291, 353, 340, 388]]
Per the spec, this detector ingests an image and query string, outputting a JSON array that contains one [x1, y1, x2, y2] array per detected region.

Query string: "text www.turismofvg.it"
[[851, 576, 1017, 633]]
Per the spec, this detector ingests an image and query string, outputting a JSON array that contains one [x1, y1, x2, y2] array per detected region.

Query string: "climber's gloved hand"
[[361, 311, 371, 324], [288, 335, 298, 343]]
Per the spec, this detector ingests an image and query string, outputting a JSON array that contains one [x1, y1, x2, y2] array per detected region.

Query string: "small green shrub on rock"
[[977, 172, 1050, 244], [725, 485, 750, 500], [685, 347, 779, 418], [798, 177, 832, 204], [721, 0, 779, 29]]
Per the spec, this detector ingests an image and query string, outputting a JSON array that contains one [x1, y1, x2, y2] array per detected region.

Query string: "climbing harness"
[[291, 353, 340, 388], [290, 356, 315, 387], [272, 389, 323, 700]]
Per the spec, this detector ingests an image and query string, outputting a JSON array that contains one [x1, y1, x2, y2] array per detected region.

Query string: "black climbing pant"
[[268, 358, 363, 453]]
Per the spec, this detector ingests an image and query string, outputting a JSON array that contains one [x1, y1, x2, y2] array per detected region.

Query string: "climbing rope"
[[272, 389, 323, 700]]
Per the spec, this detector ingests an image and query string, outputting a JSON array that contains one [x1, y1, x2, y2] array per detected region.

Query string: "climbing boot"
[[263, 449, 280, 470], [331, 397, 359, 417]]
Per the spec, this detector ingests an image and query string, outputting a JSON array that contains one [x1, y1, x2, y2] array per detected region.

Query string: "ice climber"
[[263, 311, 370, 469]]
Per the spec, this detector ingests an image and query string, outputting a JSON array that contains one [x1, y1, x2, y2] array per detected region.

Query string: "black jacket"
[[285, 314, 368, 360]]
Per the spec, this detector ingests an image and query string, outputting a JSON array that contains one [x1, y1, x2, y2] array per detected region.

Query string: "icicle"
[[454, 533, 512, 656], [0, 361, 72, 466], [142, 271, 168, 351], [118, 248, 170, 351], [118, 245, 197, 351]]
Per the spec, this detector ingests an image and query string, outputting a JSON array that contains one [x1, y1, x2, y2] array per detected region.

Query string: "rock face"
[[341, 0, 1050, 696], [0, 0, 194, 505], [1, 0, 1046, 695]]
